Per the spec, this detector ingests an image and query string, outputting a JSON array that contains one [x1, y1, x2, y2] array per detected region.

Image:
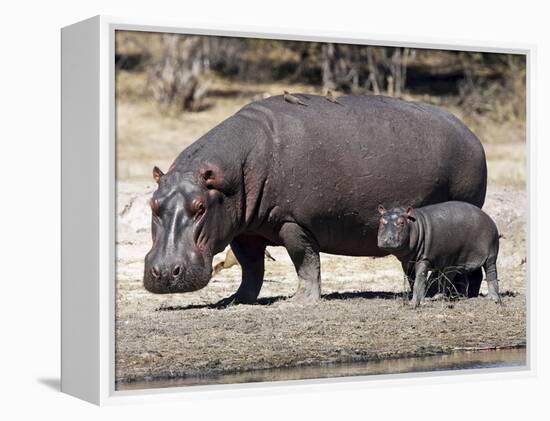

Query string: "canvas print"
[[114, 31, 527, 390]]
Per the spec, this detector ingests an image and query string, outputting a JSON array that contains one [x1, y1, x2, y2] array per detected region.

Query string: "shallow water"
[[117, 347, 526, 391]]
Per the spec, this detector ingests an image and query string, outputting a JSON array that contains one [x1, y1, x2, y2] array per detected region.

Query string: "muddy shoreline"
[[116, 346, 526, 389]]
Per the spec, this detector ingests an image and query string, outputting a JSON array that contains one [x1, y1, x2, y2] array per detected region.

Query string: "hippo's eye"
[[396, 216, 405, 226], [191, 198, 205, 218], [380, 218, 387, 225]]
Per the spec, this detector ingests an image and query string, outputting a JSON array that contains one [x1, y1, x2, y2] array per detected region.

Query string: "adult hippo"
[[143, 94, 487, 304]]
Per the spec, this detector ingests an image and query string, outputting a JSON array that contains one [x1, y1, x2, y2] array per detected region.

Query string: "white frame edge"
[[60, 15, 536, 406], [61, 16, 101, 404]]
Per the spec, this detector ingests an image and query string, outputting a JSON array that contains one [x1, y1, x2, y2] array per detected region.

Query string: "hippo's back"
[[241, 93, 486, 207]]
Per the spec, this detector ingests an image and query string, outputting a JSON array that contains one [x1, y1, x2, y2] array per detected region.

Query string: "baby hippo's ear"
[[405, 207, 416, 221], [377, 204, 386, 215]]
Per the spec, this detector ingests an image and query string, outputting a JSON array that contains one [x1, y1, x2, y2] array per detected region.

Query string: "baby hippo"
[[376, 201, 501, 307]]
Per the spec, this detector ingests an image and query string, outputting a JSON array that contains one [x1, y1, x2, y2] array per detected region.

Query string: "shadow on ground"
[[155, 290, 407, 311]]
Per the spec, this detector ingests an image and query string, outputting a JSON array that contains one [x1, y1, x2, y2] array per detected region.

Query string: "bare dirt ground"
[[114, 79, 527, 387]]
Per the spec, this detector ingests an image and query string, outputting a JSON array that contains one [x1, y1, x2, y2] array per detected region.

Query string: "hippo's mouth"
[[377, 241, 406, 253], [143, 249, 214, 294], [143, 267, 212, 294]]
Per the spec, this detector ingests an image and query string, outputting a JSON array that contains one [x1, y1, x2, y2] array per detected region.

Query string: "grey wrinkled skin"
[[377, 201, 501, 308], [143, 94, 488, 304]]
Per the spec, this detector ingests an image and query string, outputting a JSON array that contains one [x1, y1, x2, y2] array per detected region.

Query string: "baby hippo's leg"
[[411, 260, 430, 308], [401, 261, 415, 294], [484, 257, 502, 304]]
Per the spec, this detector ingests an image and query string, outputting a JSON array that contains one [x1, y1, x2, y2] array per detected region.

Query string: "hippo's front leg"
[[279, 222, 321, 303], [229, 235, 267, 304], [411, 260, 430, 308]]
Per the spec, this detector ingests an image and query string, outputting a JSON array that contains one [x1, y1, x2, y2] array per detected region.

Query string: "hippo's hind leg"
[[484, 257, 501, 303], [229, 234, 267, 304], [450, 273, 468, 297], [279, 222, 321, 303], [466, 268, 483, 298]]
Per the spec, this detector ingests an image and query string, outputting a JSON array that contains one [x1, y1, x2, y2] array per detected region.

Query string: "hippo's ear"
[[153, 166, 164, 184], [405, 207, 416, 221], [199, 164, 235, 195], [377, 204, 386, 215]]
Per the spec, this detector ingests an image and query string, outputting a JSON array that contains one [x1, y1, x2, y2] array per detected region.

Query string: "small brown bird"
[[283, 91, 308, 106], [325, 90, 342, 105]]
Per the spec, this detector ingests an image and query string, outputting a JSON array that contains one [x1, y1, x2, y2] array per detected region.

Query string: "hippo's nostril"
[[172, 265, 182, 278], [151, 266, 161, 279]]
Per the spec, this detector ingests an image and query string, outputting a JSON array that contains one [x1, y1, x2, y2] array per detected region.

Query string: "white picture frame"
[[61, 15, 535, 405]]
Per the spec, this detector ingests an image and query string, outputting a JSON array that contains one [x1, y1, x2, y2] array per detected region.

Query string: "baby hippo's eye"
[[380, 218, 388, 225], [396, 216, 406, 226]]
